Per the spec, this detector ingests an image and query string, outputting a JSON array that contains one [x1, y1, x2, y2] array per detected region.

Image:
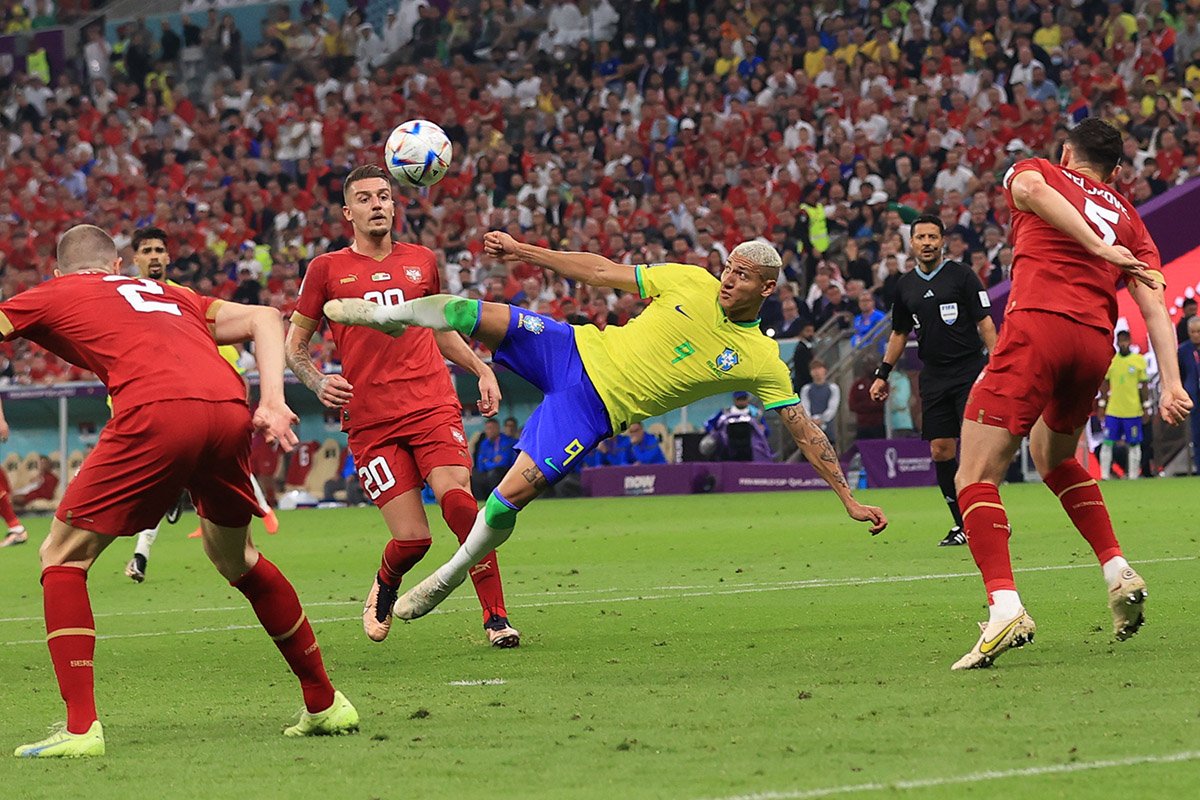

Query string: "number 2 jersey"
[[292, 242, 457, 430], [1002, 157, 1161, 334], [0, 272, 246, 415]]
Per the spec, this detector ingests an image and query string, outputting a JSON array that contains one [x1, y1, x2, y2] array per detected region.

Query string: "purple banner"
[[855, 439, 937, 488], [580, 461, 854, 497], [580, 464, 709, 497], [0, 28, 67, 81], [710, 462, 835, 492]]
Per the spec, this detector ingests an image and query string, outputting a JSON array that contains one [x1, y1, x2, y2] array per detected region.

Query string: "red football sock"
[[42, 566, 97, 734], [232, 557, 334, 713], [957, 482, 1016, 600], [442, 488, 507, 620], [0, 469, 22, 529], [1043, 459, 1122, 564], [378, 537, 432, 588]]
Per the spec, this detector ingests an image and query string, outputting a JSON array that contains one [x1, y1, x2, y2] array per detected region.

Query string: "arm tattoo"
[[285, 339, 326, 394], [780, 405, 850, 492], [521, 465, 549, 491]]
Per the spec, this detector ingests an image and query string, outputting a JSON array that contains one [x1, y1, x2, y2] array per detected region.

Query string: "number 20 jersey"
[[292, 243, 457, 430], [0, 272, 246, 414], [1002, 158, 1160, 334]]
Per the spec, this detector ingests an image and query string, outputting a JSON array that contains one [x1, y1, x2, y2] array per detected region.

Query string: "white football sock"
[[436, 508, 513, 585], [134, 524, 160, 559], [1127, 444, 1141, 479], [1102, 556, 1131, 586], [1099, 442, 1113, 479], [391, 296, 457, 331], [988, 589, 1023, 623]]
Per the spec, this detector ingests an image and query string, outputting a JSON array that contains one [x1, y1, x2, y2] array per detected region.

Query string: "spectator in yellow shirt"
[[803, 33, 826, 79], [861, 28, 899, 63], [1033, 8, 1062, 51]]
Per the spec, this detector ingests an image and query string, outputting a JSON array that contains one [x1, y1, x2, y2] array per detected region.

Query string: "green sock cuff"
[[444, 298, 482, 337], [484, 491, 519, 529]]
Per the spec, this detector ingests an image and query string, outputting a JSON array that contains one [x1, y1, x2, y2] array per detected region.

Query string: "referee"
[[870, 215, 997, 546]]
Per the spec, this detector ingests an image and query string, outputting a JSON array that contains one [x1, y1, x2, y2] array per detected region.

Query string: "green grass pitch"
[[2, 480, 1198, 799]]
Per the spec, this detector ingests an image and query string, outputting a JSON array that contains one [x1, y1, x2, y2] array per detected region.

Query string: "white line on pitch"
[[447, 679, 506, 686], [0, 555, 1194, 626], [699, 749, 1200, 800], [0, 556, 1195, 645]]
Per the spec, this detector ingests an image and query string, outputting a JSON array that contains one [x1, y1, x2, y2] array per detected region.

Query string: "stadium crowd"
[[1, 0, 1198, 395]]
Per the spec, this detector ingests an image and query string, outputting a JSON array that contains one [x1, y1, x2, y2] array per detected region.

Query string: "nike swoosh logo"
[[675, 305, 691, 318], [543, 457, 560, 473], [979, 616, 1024, 655]]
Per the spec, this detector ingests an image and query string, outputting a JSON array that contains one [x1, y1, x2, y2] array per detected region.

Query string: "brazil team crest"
[[519, 314, 545, 334], [715, 348, 739, 372]]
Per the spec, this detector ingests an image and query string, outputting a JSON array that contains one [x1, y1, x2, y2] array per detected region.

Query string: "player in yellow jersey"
[[1099, 329, 1151, 480], [122, 228, 279, 582], [325, 232, 888, 621]]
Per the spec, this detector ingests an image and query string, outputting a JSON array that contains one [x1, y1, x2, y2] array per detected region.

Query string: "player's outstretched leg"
[[951, 421, 1035, 670], [125, 524, 158, 582], [201, 520, 358, 736], [364, 490, 433, 642], [393, 490, 515, 620], [1033, 421, 1146, 640], [427, 467, 519, 646], [16, 520, 112, 758], [394, 480, 533, 622], [324, 296, 511, 350]]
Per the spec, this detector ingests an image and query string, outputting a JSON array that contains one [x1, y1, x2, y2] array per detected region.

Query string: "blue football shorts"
[[492, 307, 613, 485]]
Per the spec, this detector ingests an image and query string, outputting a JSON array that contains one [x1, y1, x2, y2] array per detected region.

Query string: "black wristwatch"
[[873, 362, 893, 381]]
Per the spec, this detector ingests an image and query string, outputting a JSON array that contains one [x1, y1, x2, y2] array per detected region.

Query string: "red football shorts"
[[58, 399, 262, 535], [346, 405, 472, 508], [965, 310, 1112, 437]]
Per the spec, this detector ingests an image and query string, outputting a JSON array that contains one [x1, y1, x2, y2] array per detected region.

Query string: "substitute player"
[[869, 215, 997, 546], [6, 225, 357, 758], [121, 227, 280, 583], [1098, 329, 1151, 480], [326, 236, 888, 622], [950, 119, 1192, 670], [286, 165, 520, 648]]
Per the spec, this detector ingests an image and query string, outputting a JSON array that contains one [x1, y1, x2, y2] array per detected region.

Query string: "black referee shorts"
[[920, 368, 981, 441]]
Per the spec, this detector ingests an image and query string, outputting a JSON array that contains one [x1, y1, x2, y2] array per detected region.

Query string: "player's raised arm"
[[210, 302, 300, 452], [483, 230, 639, 293], [776, 402, 887, 534], [1128, 279, 1194, 424], [1007, 169, 1157, 288]]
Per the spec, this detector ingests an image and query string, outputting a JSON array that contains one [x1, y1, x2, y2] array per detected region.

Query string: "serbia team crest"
[[715, 348, 739, 371], [405, 268, 422, 283]]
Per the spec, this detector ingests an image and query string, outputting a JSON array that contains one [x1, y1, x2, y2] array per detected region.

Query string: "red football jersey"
[[1002, 158, 1160, 333], [292, 243, 457, 430], [0, 273, 246, 414], [284, 440, 320, 486]]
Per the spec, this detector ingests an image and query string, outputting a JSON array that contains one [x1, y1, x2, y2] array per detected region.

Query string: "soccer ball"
[[384, 120, 452, 188]]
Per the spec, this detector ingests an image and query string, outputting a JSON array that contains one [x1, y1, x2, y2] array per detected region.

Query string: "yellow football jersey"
[[574, 263, 799, 431], [1105, 351, 1147, 418]]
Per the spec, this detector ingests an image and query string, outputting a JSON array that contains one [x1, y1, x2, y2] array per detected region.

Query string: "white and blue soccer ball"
[[384, 119, 453, 188]]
